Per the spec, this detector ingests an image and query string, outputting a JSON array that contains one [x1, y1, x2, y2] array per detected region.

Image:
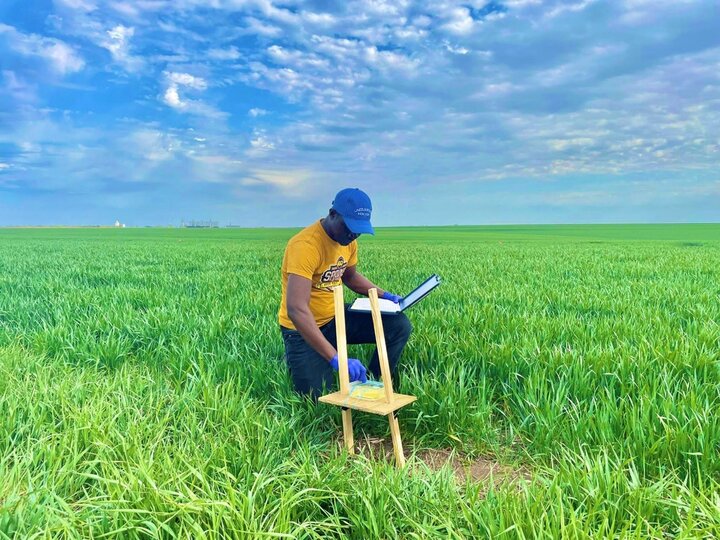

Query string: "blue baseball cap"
[[332, 188, 375, 235]]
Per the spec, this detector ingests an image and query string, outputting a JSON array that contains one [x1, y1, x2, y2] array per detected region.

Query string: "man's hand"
[[381, 291, 402, 304], [329, 354, 367, 383]]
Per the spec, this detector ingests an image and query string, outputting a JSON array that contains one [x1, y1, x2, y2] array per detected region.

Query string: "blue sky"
[[0, 0, 718, 227]]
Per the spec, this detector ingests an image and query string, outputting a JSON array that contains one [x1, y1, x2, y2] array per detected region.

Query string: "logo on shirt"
[[317, 256, 347, 289]]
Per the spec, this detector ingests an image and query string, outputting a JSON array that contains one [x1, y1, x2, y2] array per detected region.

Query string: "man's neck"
[[319, 218, 333, 240]]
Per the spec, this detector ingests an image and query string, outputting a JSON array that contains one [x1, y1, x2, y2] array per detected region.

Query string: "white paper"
[[349, 297, 401, 313]]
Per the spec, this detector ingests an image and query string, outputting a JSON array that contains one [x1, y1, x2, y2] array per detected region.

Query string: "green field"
[[1, 224, 719, 538]]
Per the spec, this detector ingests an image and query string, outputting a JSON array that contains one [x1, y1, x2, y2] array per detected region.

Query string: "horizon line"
[[1, 221, 719, 230]]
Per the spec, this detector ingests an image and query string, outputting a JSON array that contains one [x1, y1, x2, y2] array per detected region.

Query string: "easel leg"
[[388, 412, 405, 468], [342, 408, 354, 454]]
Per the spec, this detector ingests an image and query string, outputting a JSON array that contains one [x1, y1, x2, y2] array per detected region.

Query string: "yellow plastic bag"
[[349, 381, 385, 401]]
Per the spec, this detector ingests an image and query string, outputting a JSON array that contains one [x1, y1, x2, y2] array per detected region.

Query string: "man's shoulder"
[[288, 221, 323, 247], [283, 222, 324, 273]]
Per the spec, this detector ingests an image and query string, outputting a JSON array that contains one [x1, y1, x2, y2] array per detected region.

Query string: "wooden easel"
[[319, 286, 416, 468]]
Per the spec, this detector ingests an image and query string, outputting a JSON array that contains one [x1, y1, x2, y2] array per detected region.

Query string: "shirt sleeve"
[[348, 240, 358, 267], [285, 240, 322, 279]]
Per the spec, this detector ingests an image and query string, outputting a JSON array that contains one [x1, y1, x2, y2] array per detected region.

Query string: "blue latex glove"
[[329, 354, 367, 383], [381, 291, 402, 304]]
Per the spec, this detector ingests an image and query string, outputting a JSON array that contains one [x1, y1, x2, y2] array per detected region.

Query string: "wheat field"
[[1, 225, 718, 538]]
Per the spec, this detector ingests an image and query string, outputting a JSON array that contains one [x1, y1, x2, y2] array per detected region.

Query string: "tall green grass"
[[0, 225, 719, 538]]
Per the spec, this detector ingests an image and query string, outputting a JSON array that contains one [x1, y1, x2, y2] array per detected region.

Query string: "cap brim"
[[344, 217, 375, 235]]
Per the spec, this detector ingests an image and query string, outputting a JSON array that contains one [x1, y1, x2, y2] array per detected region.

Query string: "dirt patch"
[[418, 448, 525, 486], [346, 435, 531, 491]]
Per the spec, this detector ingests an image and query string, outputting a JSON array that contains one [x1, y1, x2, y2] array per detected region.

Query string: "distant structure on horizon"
[[114, 220, 126, 228], [181, 219, 219, 228]]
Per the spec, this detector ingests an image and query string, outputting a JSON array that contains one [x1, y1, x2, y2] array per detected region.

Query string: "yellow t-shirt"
[[278, 220, 358, 329]]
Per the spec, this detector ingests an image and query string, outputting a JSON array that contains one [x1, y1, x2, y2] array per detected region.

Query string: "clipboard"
[[348, 274, 442, 315]]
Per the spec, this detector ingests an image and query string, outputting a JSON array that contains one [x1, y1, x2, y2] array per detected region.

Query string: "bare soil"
[[342, 434, 532, 491]]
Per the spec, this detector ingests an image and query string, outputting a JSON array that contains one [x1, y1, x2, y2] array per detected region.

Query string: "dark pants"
[[281, 304, 413, 400]]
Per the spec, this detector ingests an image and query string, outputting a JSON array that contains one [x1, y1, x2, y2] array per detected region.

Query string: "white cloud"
[[130, 129, 180, 162], [243, 16, 283, 37], [0, 163, 10, 170], [241, 168, 311, 191], [55, 0, 97, 11], [245, 62, 309, 100], [473, 81, 518, 98], [548, 138, 595, 151], [243, 33, 420, 108], [250, 137, 274, 150], [354, 0, 409, 17], [166, 71, 207, 90], [309, 35, 363, 60], [248, 129, 276, 154], [45, 41, 85, 73], [109, 1, 140, 18], [364, 46, 420, 73], [301, 11, 336, 26], [249, 108, 267, 117], [2, 70, 37, 102], [267, 45, 329, 70], [545, 0, 598, 19], [190, 153, 243, 174], [443, 41, 469, 55], [162, 71, 207, 110], [207, 46, 241, 60], [393, 25, 429, 41], [163, 85, 184, 109], [0, 23, 85, 75], [440, 7, 475, 35], [160, 72, 226, 118], [156, 21, 208, 42], [101, 25, 143, 71], [503, 0, 542, 8]]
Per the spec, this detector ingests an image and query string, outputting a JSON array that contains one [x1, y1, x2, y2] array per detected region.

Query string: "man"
[[279, 187, 413, 399]]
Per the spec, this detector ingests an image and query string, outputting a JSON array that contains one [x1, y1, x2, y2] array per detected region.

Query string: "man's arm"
[[286, 273, 337, 361], [342, 265, 387, 297]]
